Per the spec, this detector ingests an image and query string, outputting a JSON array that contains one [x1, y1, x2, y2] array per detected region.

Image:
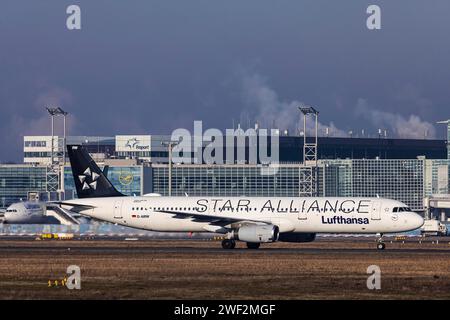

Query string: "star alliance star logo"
[[78, 167, 99, 190]]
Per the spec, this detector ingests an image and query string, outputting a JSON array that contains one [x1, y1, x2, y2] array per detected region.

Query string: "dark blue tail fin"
[[67, 145, 124, 198]]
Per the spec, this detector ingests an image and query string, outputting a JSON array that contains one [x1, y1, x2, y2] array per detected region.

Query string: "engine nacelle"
[[278, 232, 316, 243], [233, 224, 279, 243]]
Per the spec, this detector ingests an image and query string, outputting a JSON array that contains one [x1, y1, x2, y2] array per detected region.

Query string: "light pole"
[[298, 105, 319, 165], [298, 105, 319, 198], [161, 140, 180, 196], [46, 107, 69, 197], [46, 107, 69, 165]]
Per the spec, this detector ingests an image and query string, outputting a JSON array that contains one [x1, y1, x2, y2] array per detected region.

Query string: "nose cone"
[[409, 213, 424, 230]]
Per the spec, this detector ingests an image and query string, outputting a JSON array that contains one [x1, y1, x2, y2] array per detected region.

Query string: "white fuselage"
[[61, 196, 424, 235], [3, 202, 51, 224]]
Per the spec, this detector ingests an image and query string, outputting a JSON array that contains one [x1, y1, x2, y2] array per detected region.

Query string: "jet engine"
[[278, 232, 316, 243], [233, 224, 279, 243]]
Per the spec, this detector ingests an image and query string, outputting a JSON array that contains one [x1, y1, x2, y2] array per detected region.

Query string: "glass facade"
[[424, 159, 450, 196], [64, 166, 144, 199], [322, 159, 425, 211], [323, 161, 353, 197], [0, 166, 47, 208], [352, 159, 424, 211], [152, 165, 315, 197]]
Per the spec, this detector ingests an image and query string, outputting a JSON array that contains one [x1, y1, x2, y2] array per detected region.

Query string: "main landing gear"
[[376, 233, 386, 250], [221, 239, 261, 249], [221, 239, 236, 249], [246, 242, 260, 249]]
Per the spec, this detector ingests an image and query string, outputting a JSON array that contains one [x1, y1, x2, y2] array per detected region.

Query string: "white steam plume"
[[355, 98, 436, 139], [241, 73, 346, 137]]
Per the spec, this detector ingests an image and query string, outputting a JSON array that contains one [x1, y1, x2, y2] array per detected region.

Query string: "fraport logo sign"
[[116, 135, 150, 152], [125, 137, 149, 150], [125, 137, 140, 149]]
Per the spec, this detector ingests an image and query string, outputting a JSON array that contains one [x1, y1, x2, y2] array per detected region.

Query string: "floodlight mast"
[[46, 107, 69, 197], [46, 107, 69, 166], [297, 105, 319, 198], [298, 105, 319, 166]]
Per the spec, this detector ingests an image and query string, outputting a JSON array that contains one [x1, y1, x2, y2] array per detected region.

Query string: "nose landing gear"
[[376, 233, 385, 250]]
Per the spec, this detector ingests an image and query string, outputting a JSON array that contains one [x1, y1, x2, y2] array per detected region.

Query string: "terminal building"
[[1, 126, 449, 215], [23, 134, 448, 164]]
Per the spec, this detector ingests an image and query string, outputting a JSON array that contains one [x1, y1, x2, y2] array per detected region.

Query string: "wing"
[[156, 209, 271, 226], [45, 204, 80, 225], [48, 201, 95, 215]]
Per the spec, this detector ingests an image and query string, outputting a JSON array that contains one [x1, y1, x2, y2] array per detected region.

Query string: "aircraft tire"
[[246, 242, 261, 249], [222, 239, 235, 249]]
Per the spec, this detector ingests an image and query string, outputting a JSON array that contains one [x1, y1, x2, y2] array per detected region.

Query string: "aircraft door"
[[371, 201, 381, 220], [113, 200, 123, 219], [298, 202, 307, 220]]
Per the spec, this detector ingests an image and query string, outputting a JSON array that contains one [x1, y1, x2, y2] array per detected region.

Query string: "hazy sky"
[[1, 1, 450, 162]]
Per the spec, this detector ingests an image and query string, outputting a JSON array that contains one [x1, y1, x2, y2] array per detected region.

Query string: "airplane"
[[2, 201, 79, 225], [58, 145, 424, 250]]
